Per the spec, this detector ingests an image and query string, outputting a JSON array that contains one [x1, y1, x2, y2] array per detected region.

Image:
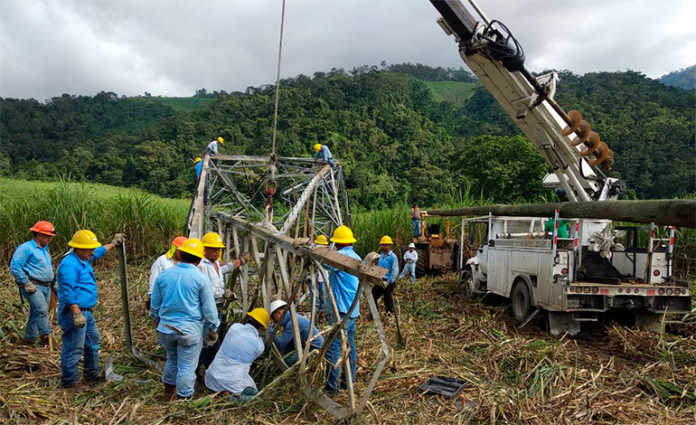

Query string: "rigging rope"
[[270, 0, 287, 164]]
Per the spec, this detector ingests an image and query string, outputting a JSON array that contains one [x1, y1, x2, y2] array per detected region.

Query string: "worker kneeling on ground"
[[204, 307, 270, 401], [146, 236, 187, 311], [399, 243, 418, 283], [268, 299, 324, 366], [57, 229, 122, 390], [324, 225, 361, 396], [372, 235, 399, 315], [150, 238, 219, 401], [197, 231, 246, 371], [10, 221, 57, 347]]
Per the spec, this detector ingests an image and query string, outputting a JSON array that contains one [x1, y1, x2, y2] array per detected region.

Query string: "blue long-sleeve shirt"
[[195, 161, 203, 178], [57, 246, 107, 309], [326, 246, 362, 318], [378, 251, 399, 284], [150, 263, 219, 337], [10, 239, 54, 284], [314, 145, 332, 162], [270, 311, 324, 355]]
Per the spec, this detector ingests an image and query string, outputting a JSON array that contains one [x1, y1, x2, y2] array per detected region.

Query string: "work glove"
[[24, 281, 38, 294], [111, 233, 126, 245], [207, 330, 218, 346], [73, 311, 87, 328]]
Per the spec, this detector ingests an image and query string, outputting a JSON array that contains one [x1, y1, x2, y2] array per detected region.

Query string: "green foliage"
[[0, 177, 188, 262], [452, 135, 549, 203], [1, 65, 693, 208], [422, 81, 477, 106]]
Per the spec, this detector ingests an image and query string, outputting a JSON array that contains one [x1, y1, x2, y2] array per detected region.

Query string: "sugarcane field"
[[2, 0, 696, 424]]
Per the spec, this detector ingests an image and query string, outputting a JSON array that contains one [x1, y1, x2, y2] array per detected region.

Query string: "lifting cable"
[[265, 0, 287, 224]]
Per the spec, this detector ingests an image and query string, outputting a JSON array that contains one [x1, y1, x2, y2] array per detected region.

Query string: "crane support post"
[[428, 200, 696, 227]]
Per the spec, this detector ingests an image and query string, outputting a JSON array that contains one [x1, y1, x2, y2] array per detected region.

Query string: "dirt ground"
[[1, 261, 695, 424]]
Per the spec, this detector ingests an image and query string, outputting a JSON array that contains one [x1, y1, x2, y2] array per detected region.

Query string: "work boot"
[[63, 383, 90, 392], [21, 337, 35, 346], [85, 375, 106, 386], [40, 334, 51, 347], [163, 383, 177, 402]]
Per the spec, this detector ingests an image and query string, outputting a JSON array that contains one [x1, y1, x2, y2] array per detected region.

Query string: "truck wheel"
[[511, 282, 531, 323], [461, 270, 475, 298], [415, 248, 429, 276]]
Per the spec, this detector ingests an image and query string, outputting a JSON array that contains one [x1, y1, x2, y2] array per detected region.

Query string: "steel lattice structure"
[[183, 153, 396, 421]]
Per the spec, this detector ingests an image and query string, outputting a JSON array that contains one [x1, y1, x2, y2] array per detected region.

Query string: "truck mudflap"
[[565, 283, 691, 314]]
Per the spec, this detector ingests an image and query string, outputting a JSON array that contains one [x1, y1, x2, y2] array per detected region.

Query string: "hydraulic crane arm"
[[430, 0, 622, 201]]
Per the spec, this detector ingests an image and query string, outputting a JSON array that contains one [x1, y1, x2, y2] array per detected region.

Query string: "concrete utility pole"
[[428, 200, 696, 227]]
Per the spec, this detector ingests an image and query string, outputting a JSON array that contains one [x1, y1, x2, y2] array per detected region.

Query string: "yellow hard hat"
[[201, 232, 225, 248], [314, 234, 329, 245], [179, 238, 205, 259], [247, 307, 270, 329], [379, 235, 394, 245], [330, 225, 356, 244], [313, 143, 322, 152], [217, 137, 224, 144], [68, 230, 101, 249], [194, 156, 202, 163]]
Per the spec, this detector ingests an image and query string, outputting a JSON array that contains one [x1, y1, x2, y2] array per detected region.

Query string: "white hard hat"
[[408, 243, 416, 248], [270, 299, 287, 314]]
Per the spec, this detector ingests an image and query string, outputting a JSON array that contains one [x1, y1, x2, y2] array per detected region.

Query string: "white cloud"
[[1, 0, 694, 99]]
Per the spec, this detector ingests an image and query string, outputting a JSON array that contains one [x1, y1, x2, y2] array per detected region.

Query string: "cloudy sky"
[[1, 0, 694, 100]]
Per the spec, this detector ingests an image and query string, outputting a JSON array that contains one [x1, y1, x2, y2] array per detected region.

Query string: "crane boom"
[[429, 0, 622, 202]]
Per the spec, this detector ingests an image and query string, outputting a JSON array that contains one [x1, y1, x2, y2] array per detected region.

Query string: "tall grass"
[[351, 189, 490, 256], [0, 178, 189, 262]]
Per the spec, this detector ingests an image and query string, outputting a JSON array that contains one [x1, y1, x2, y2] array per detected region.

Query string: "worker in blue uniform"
[[371, 235, 399, 314], [10, 220, 57, 346], [324, 225, 361, 396], [150, 238, 220, 401], [268, 299, 324, 366], [57, 229, 122, 391]]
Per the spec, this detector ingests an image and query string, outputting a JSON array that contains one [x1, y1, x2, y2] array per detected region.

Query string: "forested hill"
[[659, 65, 696, 90], [1, 64, 694, 208]]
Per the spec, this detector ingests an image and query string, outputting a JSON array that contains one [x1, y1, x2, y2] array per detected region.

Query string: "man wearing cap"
[[324, 225, 361, 396], [146, 236, 187, 311], [268, 299, 324, 366], [57, 229, 123, 390], [151, 238, 220, 401], [10, 221, 57, 346], [399, 243, 418, 283], [205, 307, 270, 401], [371, 235, 399, 315], [196, 231, 246, 369]]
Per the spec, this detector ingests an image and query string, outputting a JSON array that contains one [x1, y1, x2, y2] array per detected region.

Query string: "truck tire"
[[461, 270, 475, 298], [415, 247, 429, 276], [511, 281, 531, 323]]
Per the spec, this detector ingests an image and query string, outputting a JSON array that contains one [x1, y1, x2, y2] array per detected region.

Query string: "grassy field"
[[2, 264, 695, 424], [422, 81, 478, 106], [0, 178, 189, 262], [2, 178, 696, 423]]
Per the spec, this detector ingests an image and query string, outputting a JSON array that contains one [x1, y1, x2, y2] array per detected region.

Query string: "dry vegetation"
[[1, 262, 695, 424]]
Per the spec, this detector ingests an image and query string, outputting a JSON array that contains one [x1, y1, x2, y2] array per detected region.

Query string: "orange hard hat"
[[171, 236, 188, 247], [30, 221, 56, 236]]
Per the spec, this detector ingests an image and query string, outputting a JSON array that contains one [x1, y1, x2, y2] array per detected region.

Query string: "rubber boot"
[[163, 383, 177, 402]]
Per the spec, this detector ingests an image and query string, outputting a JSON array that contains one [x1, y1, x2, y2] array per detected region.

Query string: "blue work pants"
[[400, 262, 417, 283], [59, 309, 100, 387], [412, 219, 422, 237], [20, 284, 52, 340], [325, 313, 357, 391], [158, 331, 203, 398]]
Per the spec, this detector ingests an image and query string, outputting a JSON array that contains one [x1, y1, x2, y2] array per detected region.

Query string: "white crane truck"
[[428, 0, 691, 335]]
